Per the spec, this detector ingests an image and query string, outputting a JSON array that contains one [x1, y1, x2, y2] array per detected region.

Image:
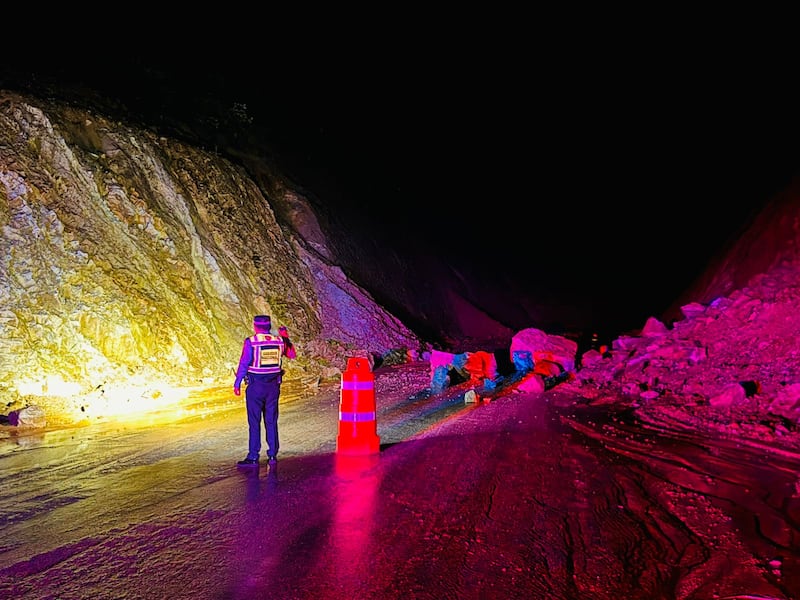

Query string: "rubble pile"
[[565, 261, 800, 452]]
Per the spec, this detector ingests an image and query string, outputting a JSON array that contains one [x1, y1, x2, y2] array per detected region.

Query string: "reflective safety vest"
[[246, 333, 286, 375]]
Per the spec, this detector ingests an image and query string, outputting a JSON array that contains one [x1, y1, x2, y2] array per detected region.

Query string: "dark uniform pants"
[[245, 373, 281, 460]]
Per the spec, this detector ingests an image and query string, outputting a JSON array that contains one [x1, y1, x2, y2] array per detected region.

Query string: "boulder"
[[510, 327, 577, 373], [8, 405, 47, 428]]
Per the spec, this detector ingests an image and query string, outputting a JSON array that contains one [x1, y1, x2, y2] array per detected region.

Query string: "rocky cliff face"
[[0, 91, 420, 424]]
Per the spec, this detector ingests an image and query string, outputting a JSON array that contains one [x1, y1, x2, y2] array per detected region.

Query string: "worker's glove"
[[278, 326, 289, 338]]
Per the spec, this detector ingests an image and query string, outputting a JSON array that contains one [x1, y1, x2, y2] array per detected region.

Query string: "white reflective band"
[[341, 380, 374, 391], [339, 411, 376, 422]]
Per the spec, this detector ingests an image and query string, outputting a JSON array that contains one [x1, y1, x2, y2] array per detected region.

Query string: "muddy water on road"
[[0, 367, 798, 599]]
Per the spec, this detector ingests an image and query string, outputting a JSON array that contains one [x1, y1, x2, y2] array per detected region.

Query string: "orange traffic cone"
[[336, 357, 380, 455]]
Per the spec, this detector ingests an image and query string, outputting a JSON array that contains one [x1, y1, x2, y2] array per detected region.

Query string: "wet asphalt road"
[[1, 363, 799, 599]]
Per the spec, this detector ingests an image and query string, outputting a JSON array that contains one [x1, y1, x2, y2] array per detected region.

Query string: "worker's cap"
[[253, 315, 271, 327]]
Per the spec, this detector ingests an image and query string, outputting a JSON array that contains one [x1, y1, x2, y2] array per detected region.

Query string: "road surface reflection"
[[0, 363, 798, 599]]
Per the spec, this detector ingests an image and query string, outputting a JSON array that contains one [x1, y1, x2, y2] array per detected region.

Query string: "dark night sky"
[[3, 39, 800, 328], [214, 54, 800, 307]]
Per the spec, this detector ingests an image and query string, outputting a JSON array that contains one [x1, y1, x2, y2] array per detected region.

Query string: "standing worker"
[[234, 315, 296, 467]]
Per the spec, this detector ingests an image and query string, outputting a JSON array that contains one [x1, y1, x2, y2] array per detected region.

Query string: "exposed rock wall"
[[0, 91, 419, 420]]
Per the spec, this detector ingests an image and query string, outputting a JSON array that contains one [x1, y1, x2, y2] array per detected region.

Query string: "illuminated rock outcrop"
[[0, 91, 419, 423]]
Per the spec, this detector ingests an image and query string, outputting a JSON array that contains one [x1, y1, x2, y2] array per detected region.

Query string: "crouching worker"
[[234, 315, 296, 468]]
